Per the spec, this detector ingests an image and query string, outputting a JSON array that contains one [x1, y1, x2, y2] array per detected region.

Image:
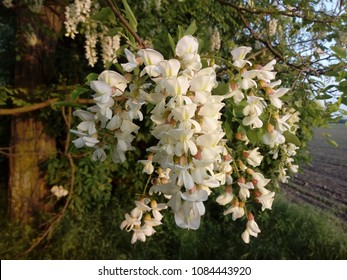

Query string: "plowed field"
[[282, 124, 347, 223]]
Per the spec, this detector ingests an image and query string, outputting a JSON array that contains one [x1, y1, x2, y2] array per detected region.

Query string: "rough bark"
[[9, 3, 63, 222], [9, 116, 56, 222]]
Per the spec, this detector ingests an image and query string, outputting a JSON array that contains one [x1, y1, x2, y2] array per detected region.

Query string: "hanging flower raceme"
[[71, 33, 301, 244]]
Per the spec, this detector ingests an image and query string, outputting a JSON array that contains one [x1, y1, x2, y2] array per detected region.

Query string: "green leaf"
[[70, 87, 89, 100], [183, 20, 197, 36], [283, 131, 301, 146], [168, 33, 176, 54], [122, 0, 137, 32], [223, 123, 232, 141], [315, 93, 332, 100], [107, 27, 123, 37], [327, 139, 338, 148], [212, 82, 229, 95], [246, 129, 260, 143], [91, 7, 116, 24], [323, 84, 336, 92], [331, 46, 347, 59], [178, 25, 184, 39], [85, 73, 99, 86]]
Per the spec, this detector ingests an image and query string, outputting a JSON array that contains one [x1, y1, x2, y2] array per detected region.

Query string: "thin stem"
[[142, 171, 154, 197], [216, 0, 339, 24], [105, 0, 145, 49]]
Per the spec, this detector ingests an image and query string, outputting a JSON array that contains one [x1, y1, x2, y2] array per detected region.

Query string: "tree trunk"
[[9, 3, 63, 222], [9, 116, 56, 222]]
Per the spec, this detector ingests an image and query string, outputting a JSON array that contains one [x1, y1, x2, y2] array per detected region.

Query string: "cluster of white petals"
[[2, 0, 13, 8], [64, 0, 120, 67], [71, 34, 301, 244], [120, 198, 167, 244], [50, 185, 69, 199]]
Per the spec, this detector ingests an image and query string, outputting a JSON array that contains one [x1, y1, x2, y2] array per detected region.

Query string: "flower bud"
[[265, 87, 275, 95], [272, 112, 279, 119], [194, 148, 203, 160], [144, 213, 152, 221], [254, 189, 262, 197], [150, 200, 158, 209], [235, 132, 242, 140], [161, 177, 169, 184], [247, 168, 254, 175], [238, 177, 246, 184], [259, 80, 268, 88], [224, 154, 232, 162], [247, 212, 254, 221], [230, 81, 238, 91], [225, 185, 233, 193], [267, 123, 275, 133], [240, 68, 247, 74]]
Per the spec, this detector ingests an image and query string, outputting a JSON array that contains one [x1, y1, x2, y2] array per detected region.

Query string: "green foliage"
[[128, 0, 238, 56]]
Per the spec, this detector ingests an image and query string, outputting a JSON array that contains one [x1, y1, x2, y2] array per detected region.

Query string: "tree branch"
[[0, 98, 93, 115], [0, 98, 58, 115], [237, 10, 286, 63], [216, 0, 340, 23], [105, 0, 145, 48]]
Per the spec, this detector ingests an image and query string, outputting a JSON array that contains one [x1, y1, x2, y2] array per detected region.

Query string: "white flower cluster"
[[71, 35, 301, 244], [211, 27, 221, 51], [2, 0, 13, 8], [225, 46, 300, 185], [64, 0, 121, 67], [50, 185, 69, 199], [64, 0, 92, 39], [101, 28, 121, 65], [120, 198, 167, 244]]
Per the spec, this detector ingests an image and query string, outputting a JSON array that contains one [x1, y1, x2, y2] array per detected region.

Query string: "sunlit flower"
[[244, 147, 263, 167], [51, 185, 69, 198], [224, 202, 245, 221], [256, 186, 275, 211], [121, 48, 139, 72], [138, 48, 164, 77], [241, 216, 261, 244], [216, 187, 233, 205], [98, 70, 128, 96], [230, 46, 252, 68], [262, 129, 285, 147], [238, 181, 254, 200], [269, 87, 289, 109]]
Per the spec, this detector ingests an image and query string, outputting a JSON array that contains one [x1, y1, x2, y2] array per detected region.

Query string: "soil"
[[281, 124, 347, 223]]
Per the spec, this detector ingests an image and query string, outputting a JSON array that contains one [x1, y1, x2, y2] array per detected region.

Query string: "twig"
[[216, 0, 340, 23], [62, 106, 72, 155], [0, 98, 59, 115], [105, 0, 145, 48]]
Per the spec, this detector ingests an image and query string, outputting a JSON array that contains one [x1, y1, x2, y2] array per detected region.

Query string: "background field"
[[282, 124, 347, 223]]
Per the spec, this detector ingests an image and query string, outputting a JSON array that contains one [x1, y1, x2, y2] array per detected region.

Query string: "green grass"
[[1, 184, 346, 260]]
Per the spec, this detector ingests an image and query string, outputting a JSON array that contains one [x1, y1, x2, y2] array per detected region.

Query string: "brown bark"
[[9, 3, 63, 222], [9, 116, 56, 222]]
